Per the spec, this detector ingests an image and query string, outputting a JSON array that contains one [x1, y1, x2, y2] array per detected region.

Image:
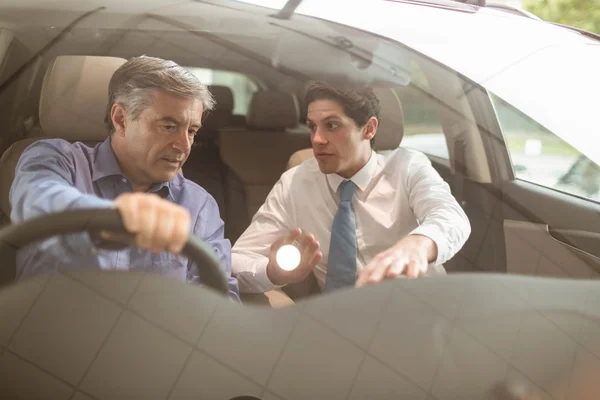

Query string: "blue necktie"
[[326, 180, 358, 291]]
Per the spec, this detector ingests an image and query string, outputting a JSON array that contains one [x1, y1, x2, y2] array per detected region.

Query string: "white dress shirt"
[[232, 147, 471, 293]]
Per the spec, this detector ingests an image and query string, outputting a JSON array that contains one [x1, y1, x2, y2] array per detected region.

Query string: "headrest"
[[38, 55, 127, 141], [208, 85, 234, 113], [202, 85, 235, 131], [247, 91, 299, 130], [372, 88, 404, 151]]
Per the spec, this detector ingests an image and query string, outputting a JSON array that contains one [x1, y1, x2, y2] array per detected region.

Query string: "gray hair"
[[104, 55, 215, 133]]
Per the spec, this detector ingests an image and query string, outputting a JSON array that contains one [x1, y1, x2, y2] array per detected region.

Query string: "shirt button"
[[121, 178, 127, 183]]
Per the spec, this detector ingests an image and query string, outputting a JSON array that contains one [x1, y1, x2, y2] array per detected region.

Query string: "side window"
[[394, 61, 448, 159], [186, 68, 259, 115], [491, 93, 600, 203]]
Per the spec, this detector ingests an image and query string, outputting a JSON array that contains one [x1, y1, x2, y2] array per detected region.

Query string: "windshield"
[[1, 1, 600, 399], [293, 0, 600, 168]]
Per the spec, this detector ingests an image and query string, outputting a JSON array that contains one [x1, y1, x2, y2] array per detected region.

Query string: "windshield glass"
[[1, 1, 600, 399], [293, 0, 600, 167]]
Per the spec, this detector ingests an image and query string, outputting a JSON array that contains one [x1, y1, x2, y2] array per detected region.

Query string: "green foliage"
[[523, 0, 600, 34]]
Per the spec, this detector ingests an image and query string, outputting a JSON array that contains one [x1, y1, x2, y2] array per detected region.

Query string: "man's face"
[[113, 90, 203, 186], [307, 99, 376, 178]]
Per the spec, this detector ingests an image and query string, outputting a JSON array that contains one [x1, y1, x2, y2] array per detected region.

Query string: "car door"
[[479, 92, 600, 280], [403, 50, 600, 280]]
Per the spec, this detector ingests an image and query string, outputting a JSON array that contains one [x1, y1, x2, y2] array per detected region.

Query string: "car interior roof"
[[0, 1, 412, 100]]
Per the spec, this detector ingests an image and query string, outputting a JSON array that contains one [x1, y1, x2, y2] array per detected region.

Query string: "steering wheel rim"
[[0, 208, 229, 295]]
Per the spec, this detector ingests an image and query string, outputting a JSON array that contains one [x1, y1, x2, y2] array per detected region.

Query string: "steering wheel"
[[0, 208, 229, 295]]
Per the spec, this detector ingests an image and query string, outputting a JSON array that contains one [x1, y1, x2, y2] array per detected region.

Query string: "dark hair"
[[304, 81, 380, 146]]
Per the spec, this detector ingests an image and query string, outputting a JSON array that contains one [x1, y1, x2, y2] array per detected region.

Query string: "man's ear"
[[363, 116, 378, 141], [110, 104, 128, 136]]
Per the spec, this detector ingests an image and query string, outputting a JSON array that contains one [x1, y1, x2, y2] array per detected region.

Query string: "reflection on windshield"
[[0, 6, 104, 97], [232, 0, 288, 10], [293, 0, 600, 168]]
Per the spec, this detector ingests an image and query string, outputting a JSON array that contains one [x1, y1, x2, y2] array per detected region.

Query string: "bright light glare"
[[276, 244, 301, 271], [231, 0, 287, 10]]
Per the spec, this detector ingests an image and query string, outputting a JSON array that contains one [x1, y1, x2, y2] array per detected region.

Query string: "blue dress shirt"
[[9, 137, 240, 301]]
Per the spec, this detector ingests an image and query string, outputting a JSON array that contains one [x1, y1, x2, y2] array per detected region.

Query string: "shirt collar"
[[92, 137, 173, 200], [326, 150, 377, 193], [92, 137, 124, 182]]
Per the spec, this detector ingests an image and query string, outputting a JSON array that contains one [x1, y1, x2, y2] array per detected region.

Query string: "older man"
[[9, 55, 240, 301]]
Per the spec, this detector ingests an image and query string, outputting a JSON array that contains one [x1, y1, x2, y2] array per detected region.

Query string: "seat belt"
[[453, 138, 467, 208]]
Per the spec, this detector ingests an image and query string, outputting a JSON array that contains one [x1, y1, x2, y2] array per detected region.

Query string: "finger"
[[415, 261, 429, 278], [292, 249, 322, 283], [136, 200, 158, 252], [155, 206, 175, 252], [287, 228, 302, 243], [405, 260, 418, 278], [300, 234, 319, 256], [308, 234, 320, 249], [298, 243, 319, 274], [299, 247, 321, 271], [293, 235, 319, 268], [270, 236, 286, 253], [356, 261, 377, 287], [158, 202, 190, 254], [385, 259, 406, 278], [115, 194, 141, 234], [298, 231, 313, 247], [169, 208, 191, 253], [366, 256, 394, 284], [298, 250, 321, 277], [271, 228, 302, 252], [406, 260, 428, 279], [309, 250, 322, 267], [355, 269, 369, 287]]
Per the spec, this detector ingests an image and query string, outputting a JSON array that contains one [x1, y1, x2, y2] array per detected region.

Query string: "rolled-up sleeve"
[[405, 152, 471, 265], [187, 193, 240, 302], [9, 140, 113, 261]]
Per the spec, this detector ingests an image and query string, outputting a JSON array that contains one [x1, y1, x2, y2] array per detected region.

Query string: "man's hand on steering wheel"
[[101, 193, 191, 254]]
